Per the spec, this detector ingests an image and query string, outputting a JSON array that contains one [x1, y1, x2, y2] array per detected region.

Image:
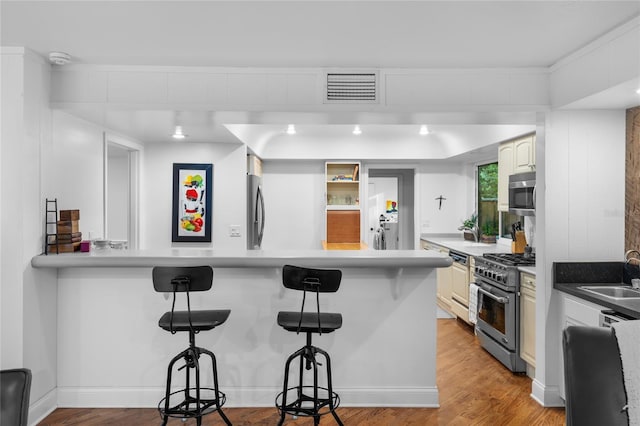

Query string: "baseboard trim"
[[531, 379, 564, 407], [29, 388, 57, 426], [57, 386, 440, 408]]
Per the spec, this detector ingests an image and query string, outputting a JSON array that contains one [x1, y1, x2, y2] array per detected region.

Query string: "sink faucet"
[[457, 224, 479, 242], [471, 225, 480, 242]]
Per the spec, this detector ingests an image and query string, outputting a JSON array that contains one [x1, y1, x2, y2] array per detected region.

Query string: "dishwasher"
[[599, 309, 633, 327], [449, 250, 468, 266], [448, 250, 470, 321]]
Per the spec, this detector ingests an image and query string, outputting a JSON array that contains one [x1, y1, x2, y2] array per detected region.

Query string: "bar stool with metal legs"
[[275, 264, 344, 426], [152, 266, 232, 426]]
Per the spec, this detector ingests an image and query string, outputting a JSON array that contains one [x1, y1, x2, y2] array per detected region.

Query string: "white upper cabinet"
[[513, 135, 536, 174], [497, 133, 536, 212]]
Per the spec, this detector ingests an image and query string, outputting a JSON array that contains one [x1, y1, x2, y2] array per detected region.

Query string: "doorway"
[[104, 133, 140, 249], [367, 168, 415, 249]]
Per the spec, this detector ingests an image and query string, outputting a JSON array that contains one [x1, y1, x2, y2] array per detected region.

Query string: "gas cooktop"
[[482, 253, 535, 266]]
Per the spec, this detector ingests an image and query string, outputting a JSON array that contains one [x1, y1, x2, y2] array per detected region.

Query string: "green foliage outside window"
[[478, 163, 499, 237]]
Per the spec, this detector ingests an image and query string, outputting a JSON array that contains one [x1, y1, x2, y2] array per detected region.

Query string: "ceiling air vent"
[[324, 72, 378, 104]]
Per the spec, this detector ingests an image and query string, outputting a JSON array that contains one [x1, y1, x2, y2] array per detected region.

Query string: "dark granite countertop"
[[553, 261, 640, 319]]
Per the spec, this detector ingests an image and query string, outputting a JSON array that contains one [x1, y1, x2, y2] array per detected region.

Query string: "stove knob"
[[495, 273, 504, 282]]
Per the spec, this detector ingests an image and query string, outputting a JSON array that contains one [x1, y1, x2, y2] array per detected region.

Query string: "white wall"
[[262, 160, 472, 249], [418, 161, 471, 235], [261, 160, 325, 249], [46, 111, 106, 239], [106, 146, 130, 242], [534, 109, 626, 406], [1, 48, 58, 423], [545, 110, 625, 260], [141, 142, 247, 249]]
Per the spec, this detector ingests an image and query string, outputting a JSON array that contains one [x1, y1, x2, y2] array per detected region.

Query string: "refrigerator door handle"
[[257, 185, 265, 247]]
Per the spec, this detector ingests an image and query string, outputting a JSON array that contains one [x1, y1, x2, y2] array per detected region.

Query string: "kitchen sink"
[[577, 285, 640, 299]]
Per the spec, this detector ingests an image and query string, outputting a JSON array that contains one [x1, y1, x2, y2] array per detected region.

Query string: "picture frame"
[[172, 163, 213, 242]]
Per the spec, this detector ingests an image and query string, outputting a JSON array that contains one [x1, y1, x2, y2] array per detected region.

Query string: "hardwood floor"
[[37, 319, 565, 425]]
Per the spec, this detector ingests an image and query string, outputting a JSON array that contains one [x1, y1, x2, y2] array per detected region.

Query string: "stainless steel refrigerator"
[[247, 174, 265, 249]]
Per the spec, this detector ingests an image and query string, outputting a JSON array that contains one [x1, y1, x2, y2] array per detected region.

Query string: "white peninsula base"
[[34, 249, 449, 409]]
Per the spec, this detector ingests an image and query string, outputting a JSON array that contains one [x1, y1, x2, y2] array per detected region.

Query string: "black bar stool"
[[152, 266, 232, 426], [275, 264, 344, 426], [0, 368, 31, 426]]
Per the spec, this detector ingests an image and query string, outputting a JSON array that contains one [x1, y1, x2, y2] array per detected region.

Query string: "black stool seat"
[[159, 309, 230, 332], [277, 311, 342, 334]]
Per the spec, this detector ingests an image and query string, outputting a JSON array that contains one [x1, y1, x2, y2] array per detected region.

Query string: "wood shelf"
[[327, 205, 360, 210], [325, 162, 362, 246]]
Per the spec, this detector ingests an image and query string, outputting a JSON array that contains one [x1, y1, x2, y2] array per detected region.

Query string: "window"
[[477, 162, 524, 242], [477, 163, 498, 239], [500, 211, 524, 240]]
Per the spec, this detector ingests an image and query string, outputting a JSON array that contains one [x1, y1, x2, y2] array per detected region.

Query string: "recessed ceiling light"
[[636, 88, 640, 94], [419, 125, 430, 135], [286, 124, 296, 135], [172, 126, 187, 139], [353, 125, 362, 135]]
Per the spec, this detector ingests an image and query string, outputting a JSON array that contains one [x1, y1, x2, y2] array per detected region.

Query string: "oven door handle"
[[477, 287, 509, 304]]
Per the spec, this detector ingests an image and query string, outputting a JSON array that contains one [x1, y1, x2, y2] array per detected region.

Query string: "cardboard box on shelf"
[[47, 242, 80, 253], [59, 209, 80, 221], [57, 220, 79, 234]]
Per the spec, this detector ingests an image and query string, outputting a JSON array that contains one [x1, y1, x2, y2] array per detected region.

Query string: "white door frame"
[[103, 132, 142, 249], [363, 163, 419, 250]]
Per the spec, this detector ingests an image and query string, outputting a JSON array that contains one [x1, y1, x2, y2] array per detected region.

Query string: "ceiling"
[[2, 1, 640, 158]]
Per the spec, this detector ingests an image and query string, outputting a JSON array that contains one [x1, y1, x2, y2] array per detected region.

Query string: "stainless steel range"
[[473, 253, 535, 373]]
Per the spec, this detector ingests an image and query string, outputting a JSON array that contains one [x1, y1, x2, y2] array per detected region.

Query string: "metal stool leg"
[[201, 348, 232, 426], [277, 341, 342, 425], [162, 347, 189, 425], [277, 346, 306, 426], [317, 348, 343, 426], [159, 344, 231, 425]]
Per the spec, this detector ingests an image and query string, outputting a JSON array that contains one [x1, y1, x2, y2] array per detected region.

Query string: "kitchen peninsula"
[[32, 249, 451, 408]]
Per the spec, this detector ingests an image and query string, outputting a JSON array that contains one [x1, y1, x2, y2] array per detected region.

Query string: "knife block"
[[512, 231, 527, 254]]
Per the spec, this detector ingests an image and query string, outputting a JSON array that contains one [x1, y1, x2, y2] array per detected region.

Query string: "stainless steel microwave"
[[508, 171, 536, 216]]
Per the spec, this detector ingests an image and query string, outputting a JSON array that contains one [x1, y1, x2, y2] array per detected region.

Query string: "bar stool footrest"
[[158, 387, 226, 419], [275, 385, 340, 418]]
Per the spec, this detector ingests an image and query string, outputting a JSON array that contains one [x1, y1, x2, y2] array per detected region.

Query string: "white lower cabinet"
[[519, 273, 536, 368], [437, 250, 453, 312], [558, 293, 606, 400], [421, 240, 472, 322]]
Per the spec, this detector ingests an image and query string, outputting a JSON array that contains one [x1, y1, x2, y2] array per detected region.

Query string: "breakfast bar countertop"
[[31, 248, 453, 269], [420, 234, 512, 257]]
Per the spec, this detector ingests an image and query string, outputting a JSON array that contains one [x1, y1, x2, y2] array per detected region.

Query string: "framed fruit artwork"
[[172, 163, 213, 242]]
